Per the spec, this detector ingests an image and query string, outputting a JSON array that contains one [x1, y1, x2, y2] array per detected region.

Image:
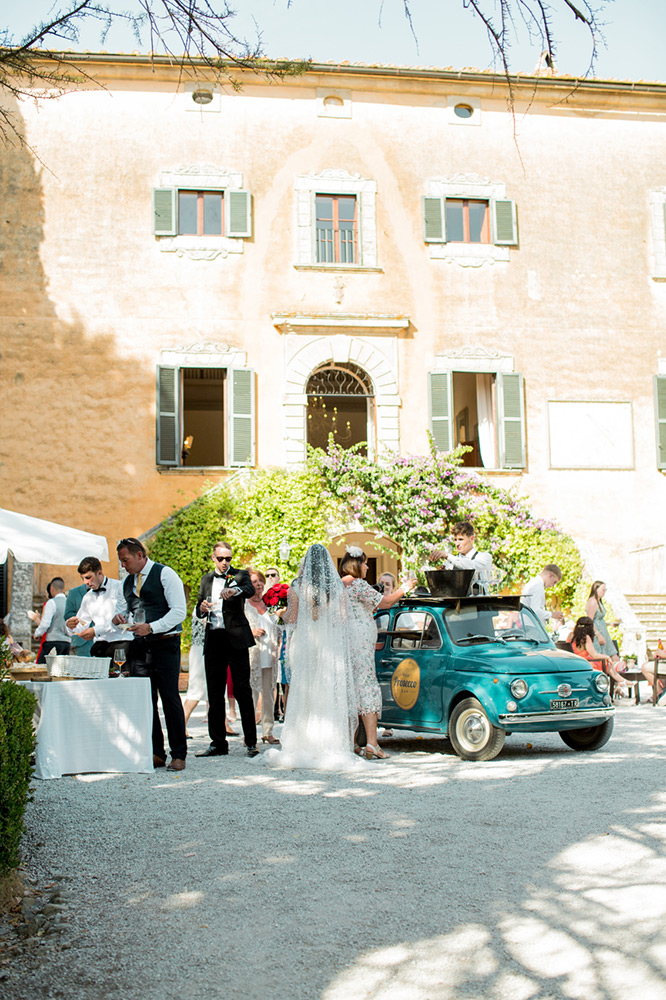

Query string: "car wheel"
[[449, 697, 506, 761], [559, 718, 614, 752]]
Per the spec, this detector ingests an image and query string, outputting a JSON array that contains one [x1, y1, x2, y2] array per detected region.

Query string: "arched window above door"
[[306, 362, 374, 454]]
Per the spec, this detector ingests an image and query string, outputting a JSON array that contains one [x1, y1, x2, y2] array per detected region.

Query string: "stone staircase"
[[625, 595, 666, 652]]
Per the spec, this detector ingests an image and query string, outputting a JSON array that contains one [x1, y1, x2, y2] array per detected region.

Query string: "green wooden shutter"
[[428, 372, 453, 452], [423, 197, 446, 243], [493, 199, 518, 245], [654, 375, 666, 469], [228, 368, 255, 466], [498, 373, 526, 468], [153, 188, 176, 236], [156, 366, 180, 466], [226, 190, 252, 237]]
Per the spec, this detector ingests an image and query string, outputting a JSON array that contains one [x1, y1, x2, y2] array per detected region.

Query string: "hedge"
[[0, 680, 36, 878]]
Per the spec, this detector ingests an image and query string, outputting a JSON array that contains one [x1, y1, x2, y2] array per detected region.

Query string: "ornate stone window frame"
[[294, 169, 379, 270], [157, 165, 246, 261], [426, 174, 511, 268], [281, 331, 401, 465]]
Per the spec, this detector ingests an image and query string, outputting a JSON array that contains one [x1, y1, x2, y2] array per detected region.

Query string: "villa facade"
[[2, 53, 666, 628]]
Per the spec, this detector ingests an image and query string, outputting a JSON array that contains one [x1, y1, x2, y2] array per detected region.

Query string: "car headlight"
[[506, 700, 518, 713], [594, 672, 610, 693], [510, 678, 528, 699]]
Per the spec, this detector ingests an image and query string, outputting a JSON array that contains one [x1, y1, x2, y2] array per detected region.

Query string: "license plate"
[[550, 698, 579, 710]]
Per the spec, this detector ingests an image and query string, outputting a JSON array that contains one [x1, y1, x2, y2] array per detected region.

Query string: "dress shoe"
[[167, 758, 186, 771], [153, 755, 167, 768], [246, 745, 260, 758], [195, 745, 228, 757]]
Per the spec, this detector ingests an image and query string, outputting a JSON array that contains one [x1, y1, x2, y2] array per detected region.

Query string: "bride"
[[266, 543, 362, 770]]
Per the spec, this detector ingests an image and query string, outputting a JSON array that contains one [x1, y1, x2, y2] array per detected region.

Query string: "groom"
[[194, 541, 259, 759]]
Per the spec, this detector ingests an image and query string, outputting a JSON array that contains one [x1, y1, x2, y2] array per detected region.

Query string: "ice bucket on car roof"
[[424, 569, 475, 597]]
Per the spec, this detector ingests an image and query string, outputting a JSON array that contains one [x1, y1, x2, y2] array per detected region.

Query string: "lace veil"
[[271, 543, 359, 769]]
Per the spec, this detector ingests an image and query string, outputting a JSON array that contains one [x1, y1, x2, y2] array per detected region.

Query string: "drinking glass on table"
[[113, 647, 126, 677]]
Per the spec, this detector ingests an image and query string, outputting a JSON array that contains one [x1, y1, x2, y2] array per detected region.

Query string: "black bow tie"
[[92, 587, 106, 593], [214, 573, 227, 580]]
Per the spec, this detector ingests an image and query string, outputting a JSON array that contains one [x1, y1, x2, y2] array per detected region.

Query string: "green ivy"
[[148, 440, 586, 648]]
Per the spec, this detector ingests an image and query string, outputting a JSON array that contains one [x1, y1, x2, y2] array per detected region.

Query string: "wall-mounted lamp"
[[278, 538, 291, 562]]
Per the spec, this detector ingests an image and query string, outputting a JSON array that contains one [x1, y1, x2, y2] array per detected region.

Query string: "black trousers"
[[91, 639, 130, 659], [37, 640, 70, 664], [127, 634, 186, 761], [204, 629, 257, 750]]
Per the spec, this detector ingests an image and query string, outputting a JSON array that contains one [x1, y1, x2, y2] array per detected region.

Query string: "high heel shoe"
[[365, 743, 390, 760], [262, 734, 280, 745]]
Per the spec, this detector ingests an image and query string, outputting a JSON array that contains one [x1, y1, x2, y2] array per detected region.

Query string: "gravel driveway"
[[3, 702, 666, 1000]]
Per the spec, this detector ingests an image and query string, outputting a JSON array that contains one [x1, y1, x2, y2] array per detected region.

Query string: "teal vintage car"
[[374, 594, 615, 761]]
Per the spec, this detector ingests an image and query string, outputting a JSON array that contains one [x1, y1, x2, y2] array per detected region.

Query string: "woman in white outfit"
[[267, 543, 359, 770], [246, 570, 280, 745], [182, 608, 207, 736]]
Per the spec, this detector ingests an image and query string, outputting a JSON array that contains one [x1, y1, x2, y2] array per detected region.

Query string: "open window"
[[156, 366, 255, 468], [423, 196, 517, 246], [391, 611, 442, 650], [429, 370, 525, 469]]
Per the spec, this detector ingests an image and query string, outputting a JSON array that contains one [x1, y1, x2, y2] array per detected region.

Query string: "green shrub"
[[0, 681, 36, 878]]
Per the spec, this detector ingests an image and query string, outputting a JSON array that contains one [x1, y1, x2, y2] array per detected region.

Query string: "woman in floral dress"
[[340, 546, 416, 760]]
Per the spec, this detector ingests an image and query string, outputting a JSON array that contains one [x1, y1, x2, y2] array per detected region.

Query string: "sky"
[[4, 0, 666, 83]]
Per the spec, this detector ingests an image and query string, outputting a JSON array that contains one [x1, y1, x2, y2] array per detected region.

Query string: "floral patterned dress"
[[345, 578, 383, 716]]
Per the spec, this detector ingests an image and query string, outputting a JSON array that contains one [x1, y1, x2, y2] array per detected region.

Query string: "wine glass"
[[113, 647, 126, 677]]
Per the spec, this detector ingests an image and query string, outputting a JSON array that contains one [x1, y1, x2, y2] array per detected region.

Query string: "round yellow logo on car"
[[391, 658, 421, 710]]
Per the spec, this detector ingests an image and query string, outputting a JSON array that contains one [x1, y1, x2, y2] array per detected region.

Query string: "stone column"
[[8, 560, 34, 649]]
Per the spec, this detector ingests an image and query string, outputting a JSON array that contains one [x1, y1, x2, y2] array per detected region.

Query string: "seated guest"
[[34, 578, 70, 662], [571, 617, 633, 693], [640, 647, 666, 702]]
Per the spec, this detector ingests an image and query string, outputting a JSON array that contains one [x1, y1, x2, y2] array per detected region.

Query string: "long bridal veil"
[[268, 543, 361, 770]]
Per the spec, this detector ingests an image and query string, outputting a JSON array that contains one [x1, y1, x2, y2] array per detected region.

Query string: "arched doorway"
[[306, 362, 374, 454]]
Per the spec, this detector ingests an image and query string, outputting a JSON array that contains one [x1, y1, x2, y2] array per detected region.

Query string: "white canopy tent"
[[0, 508, 109, 565]]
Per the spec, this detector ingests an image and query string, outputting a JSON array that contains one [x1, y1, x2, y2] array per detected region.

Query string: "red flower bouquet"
[[263, 583, 289, 617]]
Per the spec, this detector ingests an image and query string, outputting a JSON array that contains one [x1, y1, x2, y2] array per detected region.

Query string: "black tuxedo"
[[195, 567, 257, 751], [195, 568, 256, 649]]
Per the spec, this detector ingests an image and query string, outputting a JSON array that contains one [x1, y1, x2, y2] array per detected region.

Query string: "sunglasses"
[[214, 555, 231, 562], [266, 571, 279, 578]]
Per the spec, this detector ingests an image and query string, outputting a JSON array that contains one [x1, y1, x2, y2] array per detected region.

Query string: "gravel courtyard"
[[4, 702, 666, 1000]]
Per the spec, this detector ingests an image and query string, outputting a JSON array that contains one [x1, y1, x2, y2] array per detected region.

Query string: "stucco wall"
[[1, 59, 665, 588]]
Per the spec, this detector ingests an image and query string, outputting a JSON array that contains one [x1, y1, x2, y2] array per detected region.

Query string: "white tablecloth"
[[22, 678, 154, 780]]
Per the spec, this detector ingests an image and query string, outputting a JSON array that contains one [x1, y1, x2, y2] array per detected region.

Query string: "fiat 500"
[[374, 595, 615, 761]]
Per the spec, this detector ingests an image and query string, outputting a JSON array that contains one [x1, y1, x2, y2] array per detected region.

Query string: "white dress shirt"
[[115, 558, 187, 635], [34, 593, 68, 640], [446, 548, 493, 592], [71, 577, 128, 643], [520, 575, 550, 624]]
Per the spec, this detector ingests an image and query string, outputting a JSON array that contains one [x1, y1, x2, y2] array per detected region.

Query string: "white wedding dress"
[[266, 544, 364, 771]]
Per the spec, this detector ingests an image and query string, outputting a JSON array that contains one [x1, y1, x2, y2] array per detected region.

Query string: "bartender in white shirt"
[[520, 565, 564, 626], [66, 555, 130, 658], [431, 521, 493, 594]]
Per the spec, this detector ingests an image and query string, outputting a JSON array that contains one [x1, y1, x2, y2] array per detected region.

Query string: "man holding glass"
[[195, 541, 258, 759], [113, 538, 188, 772]]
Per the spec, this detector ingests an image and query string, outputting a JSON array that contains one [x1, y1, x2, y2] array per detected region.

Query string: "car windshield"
[[443, 602, 550, 647]]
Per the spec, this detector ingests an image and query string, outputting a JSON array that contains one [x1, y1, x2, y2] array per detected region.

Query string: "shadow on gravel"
[[15, 707, 666, 1000]]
